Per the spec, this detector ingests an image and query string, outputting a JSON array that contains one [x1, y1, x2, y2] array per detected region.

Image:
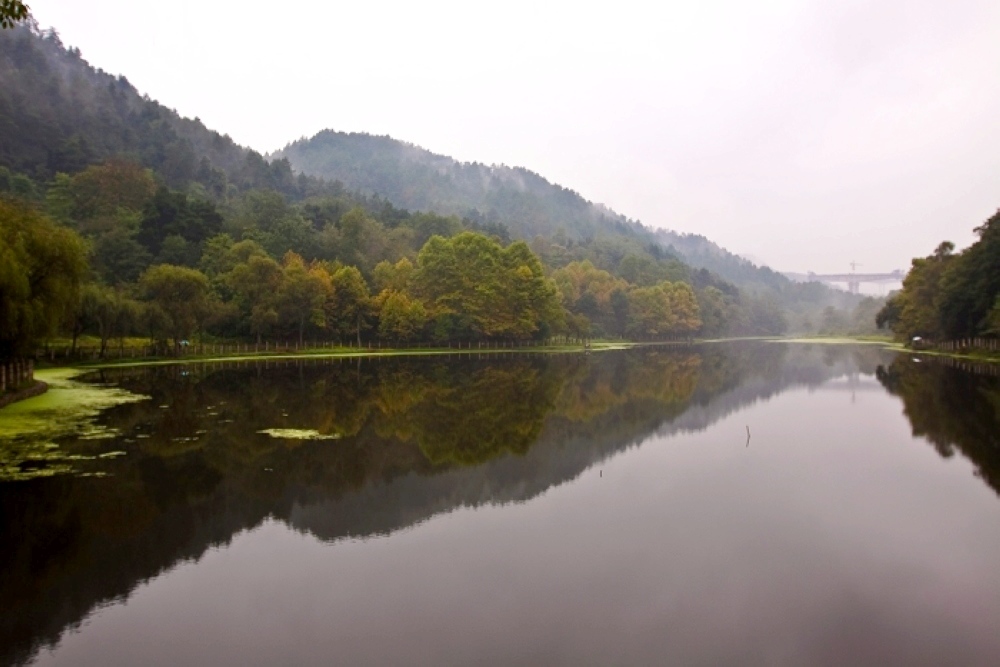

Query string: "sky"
[[28, 0, 1000, 274]]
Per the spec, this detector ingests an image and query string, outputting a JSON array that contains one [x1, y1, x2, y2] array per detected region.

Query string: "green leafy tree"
[[92, 228, 153, 285], [373, 257, 414, 293], [876, 293, 903, 331], [73, 284, 143, 357], [986, 296, 1000, 335], [330, 265, 372, 345], [938, 211, 1000, 338], [277, 252, 331, 346], [880, 212, 1000, 341], [226, 253, 282, 344], [625, 281, 701, 339], [139, 264, 211, 350], [887, 242, 954, 340], [45, 173, 74, 223], [138, 186, 223, 257], [696, 286, 731, 337], [626, 285, 675, 338], [0, 1, 29, 29], [376, 290, 427, 344], [742, 293, 788, 336], [610, 288, 629, 338], [551, 261, 628, 336], [0, 199, 88, 359], [669, 282, 702, 336], [199, 234, 237, 279], [68, 160, 157, 233], [412, 232, 561, 341]]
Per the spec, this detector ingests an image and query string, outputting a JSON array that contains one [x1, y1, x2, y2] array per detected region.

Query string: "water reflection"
[[2, 343, 997, 666], [877, 356, 1000, 494]]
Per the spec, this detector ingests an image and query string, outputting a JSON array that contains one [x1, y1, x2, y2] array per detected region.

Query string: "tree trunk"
[[99, 320, 108, 358]]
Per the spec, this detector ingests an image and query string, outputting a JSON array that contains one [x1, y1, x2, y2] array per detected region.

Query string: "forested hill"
[[0, 21, 340, 200], [0, 23, 237, 184], [652, 228, 790, 292], [273, 131, 639, 242], [0, 22, 875, 346], [0, 18, 810, 300], [274, 131, 799, 293]]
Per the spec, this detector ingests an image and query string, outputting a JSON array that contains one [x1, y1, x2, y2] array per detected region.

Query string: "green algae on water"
[[0, 368, 148, 481], [257, 428, 342, 441]]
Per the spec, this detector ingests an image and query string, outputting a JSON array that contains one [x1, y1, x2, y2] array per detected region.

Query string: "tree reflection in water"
[[2, 342, 972, 666]]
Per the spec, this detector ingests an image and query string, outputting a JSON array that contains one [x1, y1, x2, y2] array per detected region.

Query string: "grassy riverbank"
[[768, 334, 1000, 364], [36, 340, 636, 372], [32, 334, 1000, 375]]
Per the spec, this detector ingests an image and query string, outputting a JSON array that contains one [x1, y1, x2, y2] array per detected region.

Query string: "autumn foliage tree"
[[277, 252, 331, 346], [626, 282, 702, 339]]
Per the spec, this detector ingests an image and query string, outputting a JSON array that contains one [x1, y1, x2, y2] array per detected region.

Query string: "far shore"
[[22, 333, 1000, 378], [3, 335, 995, 416]]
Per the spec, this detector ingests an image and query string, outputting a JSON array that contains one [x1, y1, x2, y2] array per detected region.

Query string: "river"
[[1, 342, 998, 666]]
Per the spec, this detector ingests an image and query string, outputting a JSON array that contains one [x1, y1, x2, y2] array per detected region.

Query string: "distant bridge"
[[807, 270, 905, 294]]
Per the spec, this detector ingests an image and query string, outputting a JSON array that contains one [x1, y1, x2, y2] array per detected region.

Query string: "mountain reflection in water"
[[1, 343, 998, 666]]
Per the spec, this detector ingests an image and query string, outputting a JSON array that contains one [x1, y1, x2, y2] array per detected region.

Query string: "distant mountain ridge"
[[1, 23, 865, 332], [0, 22, 338, 201], [1, 22, 789, 293], [272, 131, 638, 240], [273, 130, 793, 290]]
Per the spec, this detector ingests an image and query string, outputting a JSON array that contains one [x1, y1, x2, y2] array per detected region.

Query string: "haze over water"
[[2, 343, 999, 666]]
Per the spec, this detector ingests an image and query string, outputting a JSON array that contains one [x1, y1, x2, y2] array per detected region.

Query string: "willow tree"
[[0, 198, 87, 359]]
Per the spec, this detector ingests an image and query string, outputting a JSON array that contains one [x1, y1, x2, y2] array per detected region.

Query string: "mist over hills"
[[0, 22, 342, 201], [0, 22, 874, 338], [273, 131, 791, 291], [274, 131, 633, 240], [0, 21, 813, 296]]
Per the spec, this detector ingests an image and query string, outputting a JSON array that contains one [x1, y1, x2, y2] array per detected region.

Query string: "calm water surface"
[[1, 343, 999, 666]]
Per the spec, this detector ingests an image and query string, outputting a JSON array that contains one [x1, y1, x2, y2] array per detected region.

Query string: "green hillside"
[[276, 132, 872, 329], [273, 131, 640, 242], [0, 22, 878, 358]]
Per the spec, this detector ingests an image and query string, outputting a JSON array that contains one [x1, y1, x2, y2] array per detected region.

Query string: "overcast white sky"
[[29, 0, 1000, 273]]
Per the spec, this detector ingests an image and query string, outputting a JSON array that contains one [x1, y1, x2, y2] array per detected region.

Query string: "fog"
[[31, 0, 1000, 273]]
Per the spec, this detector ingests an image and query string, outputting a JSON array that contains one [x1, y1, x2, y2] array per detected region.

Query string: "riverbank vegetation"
[[0, 24, 808, 369], [0, 21, 903, 377], [877, 210, 999, 344]]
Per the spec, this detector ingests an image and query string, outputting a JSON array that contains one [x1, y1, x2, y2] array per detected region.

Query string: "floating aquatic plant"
[[0, 368, 148, 481], [257, 428, 341, 440]]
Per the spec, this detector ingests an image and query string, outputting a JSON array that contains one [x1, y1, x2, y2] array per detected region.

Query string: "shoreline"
[[39, 341, 636, 373], [21, 334, 1000, 383], [0, 381, 48, 409]]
